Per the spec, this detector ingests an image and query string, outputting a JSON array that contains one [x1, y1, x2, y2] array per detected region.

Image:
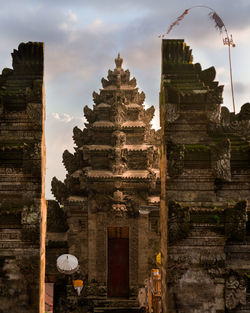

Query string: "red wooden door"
[[108, 227, 129, 297]]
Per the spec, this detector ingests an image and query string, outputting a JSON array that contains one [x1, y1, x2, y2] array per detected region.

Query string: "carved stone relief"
[[225, 273, 246, 311], [51, 177, 69, 204], [21, 205, 40, 225], [211, 138, 231, 182], [206, 102, 221, 123], [168, 254, 192, 284], [111, 130, 126, 147], [110, 189, 127, 216], [168, 201, 190, 243], [139, 105, 155, 125], [225, 200, 248, 241], [167, 142, 184, 178], [109, 147, 127, 175], [165, 102, 180, 124], [84, 105, 96, 123], [110, 101, 126, 125], [63, 150, 77, 174], [199, 253, 225, 279], [221, 105, 250, 140]]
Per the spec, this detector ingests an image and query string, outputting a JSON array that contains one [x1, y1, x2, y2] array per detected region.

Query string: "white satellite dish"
[[56, 254, 79, 275]]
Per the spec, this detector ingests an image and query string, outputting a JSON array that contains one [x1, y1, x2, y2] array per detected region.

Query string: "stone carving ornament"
[[51, 177, 68, 204], [109, 147, 127, 175], [168, 254, 192, 284], [221, 104, 250, 140], [92, 91, 101, 104], [206, 101, 221, 123], [109, 191, 141, 217], [211, 138, 231, 181], [21, 205, 40, 225], [83, 105, 96, 123], [111, 203, 127, 217], [73, 126, 84, 147], [47, 200, 68, 232], [110, 189, 127, 216], [167, 142, 184, 178], [165, 102, 180, 124], [111, 130, 126, 147], [147, 146, 154, 169], [225, 274, 246, 310], [115, 53, 123, 69], [168, 201, 190, 243], [199, 254, 225, 279], [226, 120, 250, 140], [128, 77, 136, 87], [101, 77, 109, 88], [225, 200, 247, 241], [63, 150, 77, 174], [111, 101, 126, 125], [123, 196, 139, 218], [133, 91, 145, 105], [139, 105, 155, 125], [112, 189, 124, 202]]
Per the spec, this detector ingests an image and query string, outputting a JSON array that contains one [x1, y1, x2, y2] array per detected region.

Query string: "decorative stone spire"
[[162, 39, 193, 64], [51, 54, 159, 206], [115, 53, 123, 69]]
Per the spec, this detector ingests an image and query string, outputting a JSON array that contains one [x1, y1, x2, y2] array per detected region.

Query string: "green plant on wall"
[[184, 144, 210, 152], [212, 214, 221, 226]]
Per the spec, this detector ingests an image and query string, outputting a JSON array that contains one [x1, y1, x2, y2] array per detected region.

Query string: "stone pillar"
[[88, 210, 97, 282], [215, 278, 225, 311], [96, 212, 107, 289], [129, 220, 139, 298], [138, 211, 150, 286]]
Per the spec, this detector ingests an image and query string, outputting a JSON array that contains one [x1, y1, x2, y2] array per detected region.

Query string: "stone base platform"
[[92, 299, 140, 313]]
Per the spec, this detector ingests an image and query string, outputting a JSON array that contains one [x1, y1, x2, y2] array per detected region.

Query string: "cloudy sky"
[[0, 0, 249, 198]]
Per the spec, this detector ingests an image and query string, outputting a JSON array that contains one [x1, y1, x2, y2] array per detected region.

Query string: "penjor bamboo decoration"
[[160, 6, 236, 113]]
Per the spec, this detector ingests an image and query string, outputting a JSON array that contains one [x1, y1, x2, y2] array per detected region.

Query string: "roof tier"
[[52, 54, 160, 204]]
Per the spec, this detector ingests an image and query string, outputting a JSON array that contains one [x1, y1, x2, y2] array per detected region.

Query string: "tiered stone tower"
[[49, 54, 160, 312], [52, 53, 159, 200], [160, 39, 250, 313], [0, 42, 45, 313]]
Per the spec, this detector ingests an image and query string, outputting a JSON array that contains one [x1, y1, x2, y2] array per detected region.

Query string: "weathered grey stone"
[[160, 39, 250, 313], [0, 42, 44, 312]]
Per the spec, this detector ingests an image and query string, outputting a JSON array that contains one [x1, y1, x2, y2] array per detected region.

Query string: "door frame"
[[107, 226, 129, 298]]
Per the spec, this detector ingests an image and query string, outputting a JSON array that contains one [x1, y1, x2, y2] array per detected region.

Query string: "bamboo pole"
[[226, 35, 236, 113], [161, 6, 236, 112]]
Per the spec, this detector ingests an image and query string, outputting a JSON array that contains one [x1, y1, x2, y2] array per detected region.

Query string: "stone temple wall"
[[0, 42, 45, 313], [160, 39, 250, 313]]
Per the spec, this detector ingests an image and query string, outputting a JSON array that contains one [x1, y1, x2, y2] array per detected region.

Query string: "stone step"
[[94, 308, 140, 313], [93, 298, 140, 313], [93, 299, 138, 308]]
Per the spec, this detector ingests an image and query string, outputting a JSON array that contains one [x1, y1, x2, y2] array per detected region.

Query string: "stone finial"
[[113, 190, 124, 202], [162, 39, 193, 65], [12, 41, 44, 76], [115, 53, 123, 69]]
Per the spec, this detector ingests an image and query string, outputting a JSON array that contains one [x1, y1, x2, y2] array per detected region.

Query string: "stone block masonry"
[[160, 39, 250, 313], [0, 42, 45, 313]]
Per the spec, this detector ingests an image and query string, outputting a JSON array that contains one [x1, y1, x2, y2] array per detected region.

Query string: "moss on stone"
[[191, 210, 224, 225], [185, 144, 210, 152]]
